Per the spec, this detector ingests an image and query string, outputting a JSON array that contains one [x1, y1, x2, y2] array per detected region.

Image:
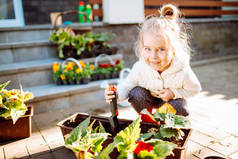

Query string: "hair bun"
[[160, 4, 179, 20]]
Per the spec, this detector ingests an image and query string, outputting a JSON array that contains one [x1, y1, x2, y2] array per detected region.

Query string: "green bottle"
[[78, 1, 85, 23], [85, 4, 92, 23]]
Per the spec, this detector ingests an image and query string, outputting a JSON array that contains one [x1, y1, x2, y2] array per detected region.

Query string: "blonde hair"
[[135, 4, 192, 62]]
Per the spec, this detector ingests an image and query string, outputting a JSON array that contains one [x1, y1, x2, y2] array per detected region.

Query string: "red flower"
[[99, 64, 104, 68], [139, 107, 157, 124], [103, 64, 109, 68], [134, 141, 153, 155], [140, 114, 157, 124], [115, 59, 120, 65], [110, 64, 114, 67]]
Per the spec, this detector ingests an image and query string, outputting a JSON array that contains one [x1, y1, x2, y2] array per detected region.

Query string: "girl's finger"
[[106, 99, 112, 103], [104, 91, 114, 96], [105, 95, 115, 100]]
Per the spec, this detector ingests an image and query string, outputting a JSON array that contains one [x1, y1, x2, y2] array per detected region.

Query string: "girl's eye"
[[145, 47, 151, 51], [159, 48, 165, 51]]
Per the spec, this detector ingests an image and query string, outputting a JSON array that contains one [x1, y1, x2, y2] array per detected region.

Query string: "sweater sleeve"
[[170, 67, 202, 99], [117, 62, 139, 102]]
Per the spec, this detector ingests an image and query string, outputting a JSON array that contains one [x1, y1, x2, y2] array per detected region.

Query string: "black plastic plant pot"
[[56, 78, 63, 85], [70, 79, 77, 85], [98, 74, 105, 80], [105, 74, 111, 79], [91, 74, 97, 81], [76, 79, 81, 84], [80, 78, 89, 84], [60, 46, 77, 60], [110, 72, 118, 79]]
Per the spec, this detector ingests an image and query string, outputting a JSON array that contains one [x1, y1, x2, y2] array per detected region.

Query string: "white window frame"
[[0, 0, 25, 28]]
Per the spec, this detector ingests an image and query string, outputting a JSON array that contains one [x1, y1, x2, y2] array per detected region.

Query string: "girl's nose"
[[151, 49, 159, 58]]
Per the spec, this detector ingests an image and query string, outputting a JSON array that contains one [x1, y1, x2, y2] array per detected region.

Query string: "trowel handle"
[[110, 92, 118, 116]]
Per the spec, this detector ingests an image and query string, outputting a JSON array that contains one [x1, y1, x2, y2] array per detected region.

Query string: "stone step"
[[0, 54, 123, 89], [0, 40, 58, 64], [0, 23, 92, 43], [25, 79, 118, 114]]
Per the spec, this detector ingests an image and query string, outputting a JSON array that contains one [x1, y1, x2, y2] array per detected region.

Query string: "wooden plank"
[[144, 0, 238, 7], [92, 8, 103, 17], [145, 8, 238, 16], [89, 0, 102, 5], [182, 9, 238, 16]]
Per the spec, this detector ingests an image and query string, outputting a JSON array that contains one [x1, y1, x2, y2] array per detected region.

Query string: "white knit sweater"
[[117, 56, 201, 102]]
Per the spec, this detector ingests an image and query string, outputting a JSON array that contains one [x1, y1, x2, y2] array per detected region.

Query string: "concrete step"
[[0, 54, 123, 89], [0, 23, 92, 43], [0, 40, 58, 64], [26, 79, 118, 114]]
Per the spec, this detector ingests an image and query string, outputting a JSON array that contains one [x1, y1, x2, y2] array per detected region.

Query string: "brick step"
[[0, 54, 123, 89], [26, 78, 118, 114], [0, 40, 58, 64], [0, 23, 92, 43]]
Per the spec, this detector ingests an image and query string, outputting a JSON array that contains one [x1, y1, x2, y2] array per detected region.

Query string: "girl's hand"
[[104, 85, 117, 103], [157, 89, 175, 102]]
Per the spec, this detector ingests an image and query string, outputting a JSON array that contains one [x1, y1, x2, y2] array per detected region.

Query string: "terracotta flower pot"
[[0, 106, 34, 142], [57, 112, 192, 159]]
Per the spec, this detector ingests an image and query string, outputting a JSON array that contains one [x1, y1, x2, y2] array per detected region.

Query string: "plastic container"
[[78, 1, 85, 23], [85, 4, 92, 23]]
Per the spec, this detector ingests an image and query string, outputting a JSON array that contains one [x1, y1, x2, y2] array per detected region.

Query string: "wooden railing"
[[145, 0, 238, 17], [89, 0, 238, 20]]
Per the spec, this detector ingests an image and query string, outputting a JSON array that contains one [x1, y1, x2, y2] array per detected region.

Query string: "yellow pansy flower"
[[79, 60, 85, 68], [53, 62, 59, 72], [76, 68, 81, 74], [90, 65, 95, 70], [60, 75, 66, 80]]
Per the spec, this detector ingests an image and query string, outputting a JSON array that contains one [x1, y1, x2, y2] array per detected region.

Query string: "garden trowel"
[[108, 86, 120, 135]]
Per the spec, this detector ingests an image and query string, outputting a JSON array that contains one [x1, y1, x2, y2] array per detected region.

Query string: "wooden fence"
[[89, 0, 238, 20]]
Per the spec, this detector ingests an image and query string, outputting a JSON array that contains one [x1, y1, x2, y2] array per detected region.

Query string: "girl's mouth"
[[150, 61, 161, 65]]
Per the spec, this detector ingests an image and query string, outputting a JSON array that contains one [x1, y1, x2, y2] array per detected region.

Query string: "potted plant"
[[49, 28, 77, 59], [59, 114, 188, 159], [57, 103, 191, 159], [0, 81, 34, 141], [53, 62, 63, 85], [49, 29, 118, 59], [89, 32, 117, 57], [76, 61, 92, 84], [52, 59, 94, 85]]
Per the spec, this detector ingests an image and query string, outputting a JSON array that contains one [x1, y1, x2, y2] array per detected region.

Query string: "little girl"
[[105, 4, 201, 116]]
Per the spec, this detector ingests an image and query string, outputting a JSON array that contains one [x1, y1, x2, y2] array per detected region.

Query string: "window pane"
[[0, 0, 15, 20]]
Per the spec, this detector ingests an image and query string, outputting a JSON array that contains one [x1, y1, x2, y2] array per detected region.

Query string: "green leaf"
[[164, 113, 191, 129], [148, 139, 176, 159], [97, 117, 141, 159], [153, 112, 166, 122], [159, 126, 180, 139], [87, 119, 96, 133], [115, 117, 141, 153], [99, 121, 106, 133], [138, 150, 158, 159], [96, 140, 121, 159], [65, 116, 91, 145], [10, 108, 25, 124], [0, 81, 10, 91], [137, 132, 153, 141]]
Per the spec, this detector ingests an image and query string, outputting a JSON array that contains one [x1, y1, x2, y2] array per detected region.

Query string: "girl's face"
[[141, 32, 174, 72]]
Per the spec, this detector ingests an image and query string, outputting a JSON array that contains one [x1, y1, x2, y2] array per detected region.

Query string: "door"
[[0, 0, 25, 27]]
